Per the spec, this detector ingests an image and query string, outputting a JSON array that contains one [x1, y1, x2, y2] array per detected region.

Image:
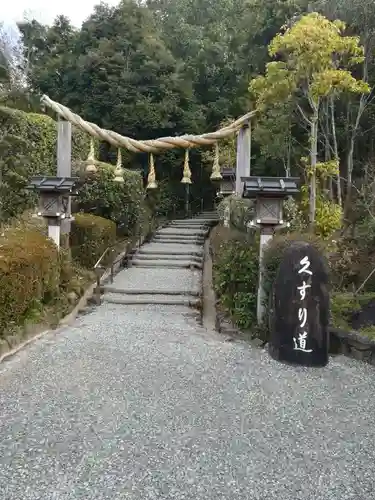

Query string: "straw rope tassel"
[[114, 148, 124, 183], [181, 149, 192, 184], [147, 153, 158, 189], [85, 138, 97, 174], [210, 142, 222, 181]]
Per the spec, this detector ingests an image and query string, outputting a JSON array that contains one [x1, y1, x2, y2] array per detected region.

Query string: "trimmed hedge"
[[0, 106, 89, 222], [0, 228, 60, 336], [71, 213, 117, 268]]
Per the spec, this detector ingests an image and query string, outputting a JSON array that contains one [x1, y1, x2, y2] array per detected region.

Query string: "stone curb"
[[329, 327, 375, 366]]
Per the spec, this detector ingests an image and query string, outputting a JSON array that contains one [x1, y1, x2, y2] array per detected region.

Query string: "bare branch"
[[296, 103, 312, 125]]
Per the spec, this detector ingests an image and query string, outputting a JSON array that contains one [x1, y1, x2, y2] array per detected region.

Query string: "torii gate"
[[41, 94, 254, 233]]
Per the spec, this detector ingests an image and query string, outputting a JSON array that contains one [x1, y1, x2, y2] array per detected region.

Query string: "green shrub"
[[329, 216, 375, 292], [330, 292, 375, 339], [71, 213, 117, 268], [211, 225, 259, 329], [0, 106, 89, 223], [0, 228, 60, 336], [76, 164, 145, 234]]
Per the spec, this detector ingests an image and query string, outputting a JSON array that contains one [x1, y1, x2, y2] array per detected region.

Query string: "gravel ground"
[[1, 303, 375, 500]]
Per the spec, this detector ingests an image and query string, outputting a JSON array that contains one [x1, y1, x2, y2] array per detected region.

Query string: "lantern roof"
[[220, 166, 235, 178], [27, 176, 79, 194], [241, 176, 300, 199]]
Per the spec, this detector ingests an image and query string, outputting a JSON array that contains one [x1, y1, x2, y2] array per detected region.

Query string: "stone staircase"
[[101, 211, 218, 307]]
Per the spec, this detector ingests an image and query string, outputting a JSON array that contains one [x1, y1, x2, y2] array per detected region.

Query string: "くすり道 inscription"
[[294, 255, 313, 353], [268, 242, 329, 367]]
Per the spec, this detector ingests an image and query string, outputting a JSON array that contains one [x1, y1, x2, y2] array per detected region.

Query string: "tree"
[[250, 12, 370, 228], [312, 0, 375, 211], [18, 16, 77, 99]]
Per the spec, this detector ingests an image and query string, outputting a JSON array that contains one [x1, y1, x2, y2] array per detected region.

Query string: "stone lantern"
[[242, 176, 299, 228], [241, 176, 300, 324], [217, 167, 236, 198], [27, 176, 79, 248]]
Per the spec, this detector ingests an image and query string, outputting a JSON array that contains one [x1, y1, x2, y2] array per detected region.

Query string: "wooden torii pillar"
[[235, 121, 252, 196]]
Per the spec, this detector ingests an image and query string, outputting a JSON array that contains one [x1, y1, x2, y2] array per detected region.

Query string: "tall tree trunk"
[[330, 96, 342, 207], [285, 124, 291, 177], [344, 40, 369, 215], [309, 111, 318, 229], [324, 99, 333, 200]]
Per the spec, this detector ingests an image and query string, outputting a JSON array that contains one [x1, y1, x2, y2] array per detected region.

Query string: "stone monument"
[[268, 241, 330, 367]]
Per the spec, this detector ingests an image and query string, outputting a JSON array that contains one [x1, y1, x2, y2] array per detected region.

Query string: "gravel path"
[[1, 215, 375, 500]]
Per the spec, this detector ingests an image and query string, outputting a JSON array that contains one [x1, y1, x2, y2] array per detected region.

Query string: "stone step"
[[153, 231, 207, 241], [169, 220, 210, 225], [102, 293, 201, 307], [166, 227, 207, 232], [151, 236, 204, 245], [150, 236, 205, 246], [150, 241, 204, 247], [154, 233, 205, 239], [168, 224, 214, 230], [131, 259, 203, 269], [155, 231, 207, 238], [169, 220, 209, 223], [158, 227, 206, 231], [138, 247, 203, 256], [102, 286, 200, 296], [134, 253, 203, 262]]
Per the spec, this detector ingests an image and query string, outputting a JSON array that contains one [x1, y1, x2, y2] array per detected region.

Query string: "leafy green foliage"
[[71, 213, 117, 268], [0, 227, 60, 335], [329, 216, 375, 292], [250, 12, 370, 227], [77, 164, 144, 233], [330, 292, 375, 339], [217, 196, 255, 232], [211, 225, 259, 329]]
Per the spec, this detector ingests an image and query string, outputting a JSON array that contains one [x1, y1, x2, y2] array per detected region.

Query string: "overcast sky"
[[2, 0, 121, 28]]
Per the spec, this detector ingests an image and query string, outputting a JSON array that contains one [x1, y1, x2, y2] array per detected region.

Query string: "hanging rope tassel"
[[210, 142, 222, 181], [114, 148, 124, 183], [181, 149, 192, 184], [146, 153, 158, 189], [85, 138, 97, 174]]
